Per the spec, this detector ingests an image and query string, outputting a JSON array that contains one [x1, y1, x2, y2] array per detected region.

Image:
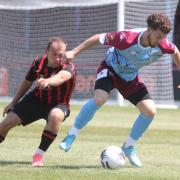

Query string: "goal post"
[[116, 0, 178, 106], [123, 0, 178, 107], [0, 0, 179, 107], [117, 0, 125, 106]]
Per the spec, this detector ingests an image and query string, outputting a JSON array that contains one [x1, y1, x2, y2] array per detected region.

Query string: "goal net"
[[0, 0, 178, 106]]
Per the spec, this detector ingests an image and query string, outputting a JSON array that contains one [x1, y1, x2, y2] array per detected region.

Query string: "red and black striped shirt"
[[26, 54, 76, 108]]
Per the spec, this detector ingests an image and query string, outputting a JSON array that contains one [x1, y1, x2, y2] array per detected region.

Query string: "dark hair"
[[46, 36, 67, 50], [147, 13, 172, 34]]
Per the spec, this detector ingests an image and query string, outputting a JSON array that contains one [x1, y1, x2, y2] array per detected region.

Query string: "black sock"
[[0, 135, 5, 143], [38, 130, 57, 152]]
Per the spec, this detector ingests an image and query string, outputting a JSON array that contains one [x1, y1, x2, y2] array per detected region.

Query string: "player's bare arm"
[[3, 79, 32, 117], [37, 70, 72, 89], [65, 34, 100, 61]]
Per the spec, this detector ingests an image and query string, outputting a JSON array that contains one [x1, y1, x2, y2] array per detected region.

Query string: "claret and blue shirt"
[[99, 29, 176, 81]]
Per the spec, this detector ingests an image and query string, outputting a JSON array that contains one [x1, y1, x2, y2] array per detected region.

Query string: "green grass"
[[0, 103, 180, 180]]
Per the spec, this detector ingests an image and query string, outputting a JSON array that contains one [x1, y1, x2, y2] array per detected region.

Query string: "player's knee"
[[1, 118, 19, 130], [48, 111, 64, 124], [1, 112, 22, 129], [144, 107, 156, 117], [94, 96, 107, 106]]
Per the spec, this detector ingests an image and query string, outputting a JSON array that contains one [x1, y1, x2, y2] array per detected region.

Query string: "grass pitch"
[[0, 102, 180, 180]]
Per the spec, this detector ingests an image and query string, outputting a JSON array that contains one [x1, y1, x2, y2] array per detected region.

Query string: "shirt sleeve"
[[99, 31, 139, 50], [99, 32, 126, 46], [62, 62, 76, 78], [159, 39, 176, 54], [25, 57, 40, 82], [99, 33, 106, 44]]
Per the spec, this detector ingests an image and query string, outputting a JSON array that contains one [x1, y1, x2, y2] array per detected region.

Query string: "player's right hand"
[[3, 104, 13, 117]]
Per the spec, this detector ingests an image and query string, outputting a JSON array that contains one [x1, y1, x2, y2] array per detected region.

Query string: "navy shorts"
[[94, 61, 151, 105], [12, 92, 70, 126]]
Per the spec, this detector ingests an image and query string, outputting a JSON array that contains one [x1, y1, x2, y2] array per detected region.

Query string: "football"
[[100, 146, 126, 169]]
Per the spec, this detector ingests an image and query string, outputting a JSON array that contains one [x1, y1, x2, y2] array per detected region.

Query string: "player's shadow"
[[0, 160, 99, 169], [45, 165, 101, 169], [0, 161, 132, 169], [45, 165, 133, 169], [0, 160, 31, 166]]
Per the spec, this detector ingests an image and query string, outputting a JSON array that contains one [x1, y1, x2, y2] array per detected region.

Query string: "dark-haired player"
[[0, 37, 76, 167], [60, 14, 180, 167]]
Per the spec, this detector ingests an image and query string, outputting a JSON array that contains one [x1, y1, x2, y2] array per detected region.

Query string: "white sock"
[[36, 148, 45, 156], [68, 126, 80, 136], [125, 136, 136, 147]]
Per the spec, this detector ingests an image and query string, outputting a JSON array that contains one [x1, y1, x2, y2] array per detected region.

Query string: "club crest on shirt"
[[119, 34, 127, 41], [130, 51, 137, 56]]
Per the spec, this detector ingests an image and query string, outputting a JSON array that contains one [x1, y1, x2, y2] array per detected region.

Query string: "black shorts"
[[94, 61, 151, 105], [12, 93, 70, 126]]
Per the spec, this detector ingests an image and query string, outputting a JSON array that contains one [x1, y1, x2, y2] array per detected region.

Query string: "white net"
[[0, 0, 178, 105], [124, 0, 178, 105]]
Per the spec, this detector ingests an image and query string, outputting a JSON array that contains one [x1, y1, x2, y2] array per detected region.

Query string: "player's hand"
[[37, 78, 50, 89], [65, 51, 75, 63], [178, 85, 180, 88], [3, 103, 13, 117]]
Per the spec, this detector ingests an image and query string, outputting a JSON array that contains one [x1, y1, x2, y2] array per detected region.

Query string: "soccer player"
[[0, 37, 76, 167], [59, 14, 180, 167]]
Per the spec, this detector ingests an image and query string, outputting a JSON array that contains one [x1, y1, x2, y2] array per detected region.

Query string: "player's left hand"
[[64, 51, 74, 63], [177, 85, 180, 88]]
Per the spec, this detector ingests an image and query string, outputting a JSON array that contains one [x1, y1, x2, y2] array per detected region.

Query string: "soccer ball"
[[100, 146, 126, 169]]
